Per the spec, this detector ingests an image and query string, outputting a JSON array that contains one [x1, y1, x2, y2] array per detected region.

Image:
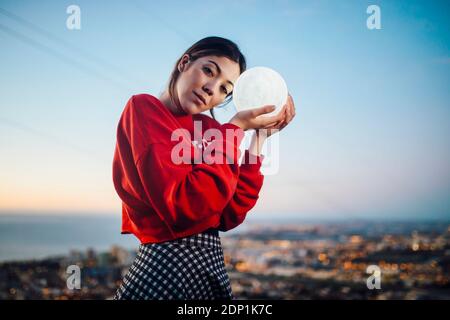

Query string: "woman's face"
[[175, 55, 241, 114]]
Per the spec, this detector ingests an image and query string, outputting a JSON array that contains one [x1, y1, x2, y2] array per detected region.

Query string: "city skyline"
[[2, 220, 448, 299]]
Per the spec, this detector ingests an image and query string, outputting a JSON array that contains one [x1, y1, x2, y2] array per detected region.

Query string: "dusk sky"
[[0, 0, 449, 220]]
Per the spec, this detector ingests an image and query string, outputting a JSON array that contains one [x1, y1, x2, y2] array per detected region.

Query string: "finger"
[[263, 120, 280, 128], [258, 114, 284, 128], [285, 102, 291, 119], [255, 104, 287, 126], [279, 109, 292, 129], [276, 120, 286, 129], [288, 96, 296, 116], [284, 95, 294, 111], [287, 106, 294, 123], [252, 105, 276, 117], [286, 102, 294, 121], [288, 94, 294, 106], [268, 105, 287, 123], [267, 117, 287, 130], [282, 105, 291, 122], [291, 104, 296, 119]]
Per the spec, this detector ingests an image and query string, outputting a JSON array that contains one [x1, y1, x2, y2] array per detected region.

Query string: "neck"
[[159, 90, 187, 116]]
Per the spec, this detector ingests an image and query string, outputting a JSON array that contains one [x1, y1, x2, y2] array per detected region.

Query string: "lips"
[[193, 91, 206, 105]]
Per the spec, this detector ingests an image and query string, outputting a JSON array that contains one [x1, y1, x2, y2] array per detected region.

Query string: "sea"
[[0, 213, 252, 263], [0, 214, 142, 262]]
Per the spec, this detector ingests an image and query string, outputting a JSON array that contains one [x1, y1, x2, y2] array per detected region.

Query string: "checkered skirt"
[[113, 229, 234, 300]]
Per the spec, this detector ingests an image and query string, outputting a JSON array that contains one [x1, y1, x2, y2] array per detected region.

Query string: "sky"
[[0, 0, 449, 220]]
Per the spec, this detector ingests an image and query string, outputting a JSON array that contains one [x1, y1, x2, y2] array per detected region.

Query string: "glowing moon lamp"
[[233, 66, 288, 117]]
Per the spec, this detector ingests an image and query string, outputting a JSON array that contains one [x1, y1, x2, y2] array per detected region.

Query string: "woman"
[[112, 36, 296, 300]]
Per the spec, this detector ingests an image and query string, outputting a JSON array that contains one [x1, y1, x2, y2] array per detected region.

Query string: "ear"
[[178, 54, 191, 72]]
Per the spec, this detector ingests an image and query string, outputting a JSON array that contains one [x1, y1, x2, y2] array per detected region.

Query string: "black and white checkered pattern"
[[113, 230, 234, 300]]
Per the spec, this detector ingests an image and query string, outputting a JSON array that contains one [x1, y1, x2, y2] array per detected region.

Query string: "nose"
[[202, 85, 212, 96]]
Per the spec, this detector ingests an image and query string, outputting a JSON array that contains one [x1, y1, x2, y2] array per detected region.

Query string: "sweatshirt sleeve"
[[116, 95, 245, 236], [217, 150, 265, 232]]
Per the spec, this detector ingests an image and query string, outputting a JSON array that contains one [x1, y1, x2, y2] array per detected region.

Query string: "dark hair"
[[167, 36, 246, 120]]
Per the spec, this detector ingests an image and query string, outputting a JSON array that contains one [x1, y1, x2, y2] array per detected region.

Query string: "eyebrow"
[[207, 60, 234, 88]]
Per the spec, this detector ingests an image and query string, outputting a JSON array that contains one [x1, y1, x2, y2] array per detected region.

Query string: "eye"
[[203, 67, 213, 76], [221, 86, 228, 95]]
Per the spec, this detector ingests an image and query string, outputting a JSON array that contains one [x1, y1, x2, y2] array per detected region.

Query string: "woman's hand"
[[257, 94, 296, 139], [248, 94, 296, 156], [229, 104, 286, 131]]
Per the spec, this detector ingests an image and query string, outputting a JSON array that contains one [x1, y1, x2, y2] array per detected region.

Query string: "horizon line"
[[0, 210, 449, 223]]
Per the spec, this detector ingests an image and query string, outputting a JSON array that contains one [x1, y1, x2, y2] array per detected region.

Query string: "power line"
[[0, 22, 131, 91], [0, 7, 143, 87]]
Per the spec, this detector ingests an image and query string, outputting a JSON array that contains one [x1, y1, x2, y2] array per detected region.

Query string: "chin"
[[182, 102, 203, 115]]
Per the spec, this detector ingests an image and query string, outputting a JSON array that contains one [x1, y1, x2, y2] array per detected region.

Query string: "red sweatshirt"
[[112, 94, 264, 243]]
